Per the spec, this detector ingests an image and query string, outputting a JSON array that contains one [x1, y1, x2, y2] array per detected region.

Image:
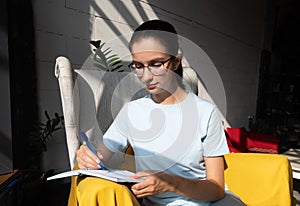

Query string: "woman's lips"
[[146, 84, 157, 90]]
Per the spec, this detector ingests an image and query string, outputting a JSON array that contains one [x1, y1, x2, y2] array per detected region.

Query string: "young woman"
[[74, 19, 245, 206]]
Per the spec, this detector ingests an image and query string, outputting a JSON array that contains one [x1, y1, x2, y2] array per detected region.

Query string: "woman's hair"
[[129, 19, 183, 79]]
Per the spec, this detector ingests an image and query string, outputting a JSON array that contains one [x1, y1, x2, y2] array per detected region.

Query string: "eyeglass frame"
[[128, 56, 175, 77]]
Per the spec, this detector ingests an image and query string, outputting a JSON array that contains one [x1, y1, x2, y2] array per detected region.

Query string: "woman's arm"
[[131, 156, 225, 202]]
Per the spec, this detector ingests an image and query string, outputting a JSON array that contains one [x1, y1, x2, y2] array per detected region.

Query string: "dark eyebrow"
[[132, 57, 167, 64], [149, 57, 167, 63], [131, 60, 143, 64]]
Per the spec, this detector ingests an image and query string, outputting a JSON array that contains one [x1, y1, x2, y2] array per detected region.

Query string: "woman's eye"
[[134, 64, 144, 69], [149, 62, 162, 67]]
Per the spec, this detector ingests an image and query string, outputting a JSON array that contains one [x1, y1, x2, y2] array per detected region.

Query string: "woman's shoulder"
[[189, 92, 216, 109], [126, 94, 152, 106]]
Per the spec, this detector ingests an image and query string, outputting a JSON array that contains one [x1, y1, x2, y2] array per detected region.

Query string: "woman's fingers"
[[131, 179, 158, 198], [131, 170, 170, 198], [96, 150, 104, 160], [131, 173, 155, 197], [76, 145, 101, 169], [132, 189, 153, 198]]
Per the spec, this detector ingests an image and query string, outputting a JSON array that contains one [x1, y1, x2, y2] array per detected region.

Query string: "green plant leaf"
[[107, 56, 120, 63], [90, 40, 101, 48], [90, 40, 124, 72], [111, 65, 124, 72], [45, 110, 50, 120], [110, 59, 122, 67], [103, 50, 112, 57]]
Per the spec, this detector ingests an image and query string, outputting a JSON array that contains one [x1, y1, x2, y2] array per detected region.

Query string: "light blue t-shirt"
[[103, 92, 229, 206]]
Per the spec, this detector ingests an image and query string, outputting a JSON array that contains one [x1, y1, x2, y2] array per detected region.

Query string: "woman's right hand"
[[76, 144, 103, 169]]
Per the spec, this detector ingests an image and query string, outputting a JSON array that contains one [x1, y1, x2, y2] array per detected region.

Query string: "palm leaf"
[[90, 40, 124, 72], [111, 64, 124, 72]]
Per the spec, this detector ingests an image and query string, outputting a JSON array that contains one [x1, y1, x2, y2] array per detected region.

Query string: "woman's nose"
[[141, 67, 153, 83]]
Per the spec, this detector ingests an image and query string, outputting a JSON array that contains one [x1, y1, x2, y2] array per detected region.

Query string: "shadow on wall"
[[0, 130, 13, 174]]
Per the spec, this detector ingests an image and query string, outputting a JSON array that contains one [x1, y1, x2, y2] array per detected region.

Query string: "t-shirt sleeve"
[[103, 104, 130, 153], [203, 107, 229, 157]]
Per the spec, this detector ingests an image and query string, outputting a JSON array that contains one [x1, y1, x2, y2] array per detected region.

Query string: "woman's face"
[[130, 37, 179, 95]]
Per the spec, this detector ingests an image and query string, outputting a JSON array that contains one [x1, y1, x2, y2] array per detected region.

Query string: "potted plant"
[[22, 111, 64, 205]]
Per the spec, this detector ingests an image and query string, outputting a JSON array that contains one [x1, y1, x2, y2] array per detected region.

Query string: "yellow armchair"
[[224, 153, 295, 206], [54, 57, 295, 206]]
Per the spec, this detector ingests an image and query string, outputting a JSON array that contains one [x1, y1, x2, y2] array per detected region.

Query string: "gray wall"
[[0, 0, 13, 174], [32, 0, 267, 171]]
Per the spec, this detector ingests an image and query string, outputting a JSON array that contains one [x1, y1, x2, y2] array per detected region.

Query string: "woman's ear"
[[173, 53, 183, 70]]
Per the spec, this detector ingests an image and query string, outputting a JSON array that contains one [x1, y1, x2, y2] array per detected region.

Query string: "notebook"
[[47, 168, 145, 183]]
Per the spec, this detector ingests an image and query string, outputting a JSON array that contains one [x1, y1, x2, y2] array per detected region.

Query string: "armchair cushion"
[[224, 153, 295, 206]]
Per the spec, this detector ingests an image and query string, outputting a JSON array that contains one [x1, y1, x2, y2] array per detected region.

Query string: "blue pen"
[[79, 131, 107, 170]]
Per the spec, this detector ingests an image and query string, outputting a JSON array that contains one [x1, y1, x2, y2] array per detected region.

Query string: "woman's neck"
[[151, 86, 188, 105]]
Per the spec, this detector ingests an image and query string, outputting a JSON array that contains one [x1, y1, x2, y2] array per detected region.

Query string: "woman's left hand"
[[130, 170, 175, 198]]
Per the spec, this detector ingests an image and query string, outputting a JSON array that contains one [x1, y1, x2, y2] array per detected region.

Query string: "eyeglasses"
[[128, 56, 174, 77]]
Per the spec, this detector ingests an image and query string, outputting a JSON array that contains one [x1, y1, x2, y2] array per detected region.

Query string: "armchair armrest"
[[224, 153, 295, 206]]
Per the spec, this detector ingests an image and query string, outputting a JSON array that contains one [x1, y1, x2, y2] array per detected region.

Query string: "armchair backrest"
[[55, 56, 151, 169], [55, 57, 79, 169]]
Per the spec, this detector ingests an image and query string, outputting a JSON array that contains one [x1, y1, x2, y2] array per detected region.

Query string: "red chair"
[[225, 127, 280, 154]]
